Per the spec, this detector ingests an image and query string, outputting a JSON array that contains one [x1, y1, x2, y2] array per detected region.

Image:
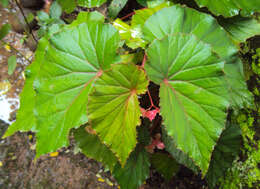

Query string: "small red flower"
[[141, 108, 159, 121]]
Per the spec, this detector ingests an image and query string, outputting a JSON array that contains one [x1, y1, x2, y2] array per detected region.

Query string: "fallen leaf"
[[49, 152, 59, 157], [98, 178, 105, 182]]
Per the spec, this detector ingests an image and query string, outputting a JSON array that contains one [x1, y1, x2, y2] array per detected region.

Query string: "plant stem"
[[13, 0, 38, 43], [141, 53, 147, 68], [1, 40, 32, 64], [120, 8, 147, 20]]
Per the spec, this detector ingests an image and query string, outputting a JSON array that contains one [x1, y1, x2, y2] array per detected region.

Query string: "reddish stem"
[[120, 8, 147, 20], [147, 89, 160, 111], [141, 53, 147, 68], [147, 89, 154, 108], [120, 12, 136, 20]]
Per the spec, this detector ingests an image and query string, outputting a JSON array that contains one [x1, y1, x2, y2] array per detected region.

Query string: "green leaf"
[[70, 11, 105, 26], [137, 121, 151, 146], [194, 0, 260, 17], [224, 56, 254, 109], [113, 145, 150, 189], [206, 121, 242, 188], [162, 127, 199, 173], [218, 16, 260, 44], [108, 0, 128, 18], [0, 24, 11, 40], [33, 21, 120, 157], [88, 63, 148, 165], [137, 0, 147, 7], [145, 34, 229, 175], [151, 152, 180, 181], [131, 2, 171, 27], [74, 125, 118, 170], [78, 0, 107, 8], [3, 39, 49, 138], [26, 13, 35, 23], [143, 5, 252, 109], [143, 5, 237, 58], [7, 55, 17, 75], [120, 52, 143, 64], [50, 1, 62, 19], [0, 0, 8, 7], [57, 0, 76, 13], [37, 11, 50, 23], [113, 3, 170, 49], [113, 19, 146, 49], [147, 0, 170, 8]]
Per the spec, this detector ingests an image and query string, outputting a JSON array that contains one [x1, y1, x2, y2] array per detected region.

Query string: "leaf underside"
[[87, 63, 148, 165], [145, 34, 229, 175]]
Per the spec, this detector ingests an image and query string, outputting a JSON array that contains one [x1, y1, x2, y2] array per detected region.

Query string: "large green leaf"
[[113, 145, 150, 189], [87, 63, 148, 165], [145, 34, 229, 175], [143, 5, 252, 109], [143, 5, 237, 58], [33, 22, 120, 157], [77, 0, 107, 8], [206, 122, 242, 188], [74, 125, 118, 170], [194, 0, 260, 17], [218, 16, 260, 44], [3, 38, 49, 138], [150, 152, 180, 181]]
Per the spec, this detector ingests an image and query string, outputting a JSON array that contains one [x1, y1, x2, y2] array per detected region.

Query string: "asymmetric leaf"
[[218, 17, 260, 43], [224, 56, 253, 109], [206, 122, 242, 188], [74, 125, 118, 170], [143, 5, 237, 58], [34, 22, 120, 157], [3, 38, 49, 138], [143, 5, 252, 108], [194, 0, 260, 17], [77, 0, 106, 8], [88, 63, 148, 165], [145, 34, 229, 175], [113, 145, 150, 189]]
